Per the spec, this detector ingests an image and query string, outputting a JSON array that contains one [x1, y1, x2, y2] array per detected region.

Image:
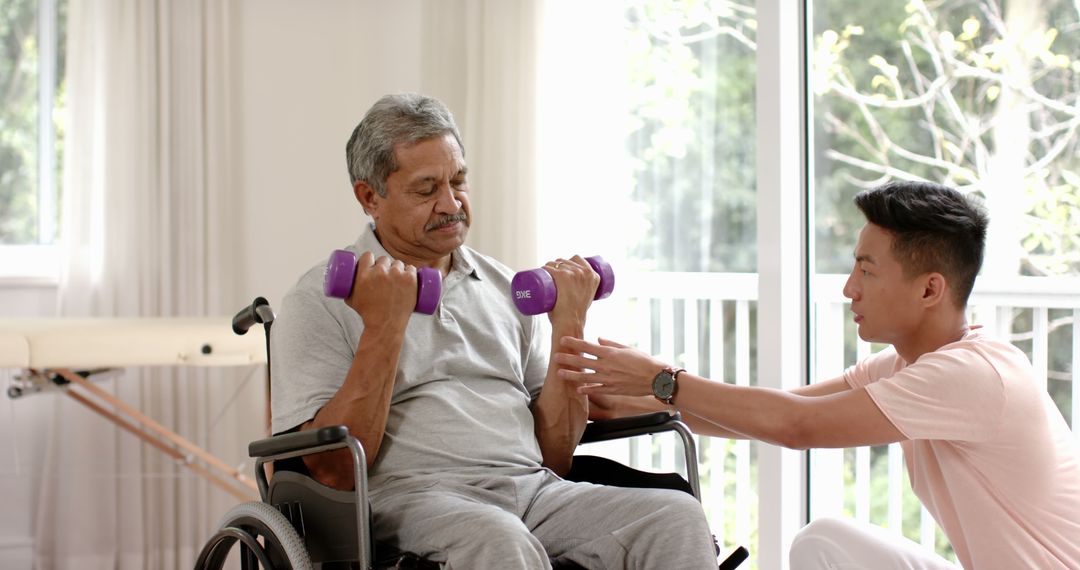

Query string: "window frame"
[[756, 2, 811, 567]]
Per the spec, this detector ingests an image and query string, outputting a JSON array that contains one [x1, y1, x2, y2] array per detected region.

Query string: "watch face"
[[652, 371, 675, 400]]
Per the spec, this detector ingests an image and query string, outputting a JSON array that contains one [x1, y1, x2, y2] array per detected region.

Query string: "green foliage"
[[1024, 176, 1080, 274], [624, 0, 758, 273], [0, 0, 66, 245], [812, 0, 1080, 275], [0, 0, 39, 243]]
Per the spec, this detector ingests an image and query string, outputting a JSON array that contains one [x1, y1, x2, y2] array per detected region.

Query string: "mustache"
[[425, 213, 468, 231]]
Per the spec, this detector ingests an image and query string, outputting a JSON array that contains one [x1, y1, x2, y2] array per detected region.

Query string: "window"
[[537, 0, 761, 560], [535, 0, 1077, 565], [0, 0, 67, 282], [809, 0, 1080, 561]]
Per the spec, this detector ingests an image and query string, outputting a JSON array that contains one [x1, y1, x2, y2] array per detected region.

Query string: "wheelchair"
[[196, 298, 750, 569]]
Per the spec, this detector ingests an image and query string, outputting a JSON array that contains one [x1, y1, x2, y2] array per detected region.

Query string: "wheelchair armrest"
[[578, 411, 702, 500], [248, 426, 375, 569], [248, 425, 350, 458], [579, 411, 682, 445]]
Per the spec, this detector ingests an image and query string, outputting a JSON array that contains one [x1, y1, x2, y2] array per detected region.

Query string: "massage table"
[[0, 317, 267, 501]]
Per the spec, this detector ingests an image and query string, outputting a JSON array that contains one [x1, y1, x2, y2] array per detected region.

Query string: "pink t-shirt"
[[844, 328, 1080, 569]]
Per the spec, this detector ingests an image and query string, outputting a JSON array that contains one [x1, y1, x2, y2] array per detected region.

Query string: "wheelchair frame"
[[196, 298, 748, 570]]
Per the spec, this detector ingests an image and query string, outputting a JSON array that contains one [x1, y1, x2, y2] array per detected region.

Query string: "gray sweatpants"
[[370, 468, 718, 569]]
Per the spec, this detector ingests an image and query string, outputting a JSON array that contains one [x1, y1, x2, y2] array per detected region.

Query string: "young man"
[[270, 93, 719, 569], [556, 181, 1080, 569]]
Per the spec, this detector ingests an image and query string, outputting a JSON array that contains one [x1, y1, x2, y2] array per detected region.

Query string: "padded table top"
[[0, 318, 267, 369]]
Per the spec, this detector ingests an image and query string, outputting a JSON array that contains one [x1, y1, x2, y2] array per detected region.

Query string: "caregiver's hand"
[[555, 337, 669, 397]]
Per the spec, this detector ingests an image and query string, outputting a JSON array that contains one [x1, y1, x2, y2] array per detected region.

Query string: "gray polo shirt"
[[270, 224, 550, 488]]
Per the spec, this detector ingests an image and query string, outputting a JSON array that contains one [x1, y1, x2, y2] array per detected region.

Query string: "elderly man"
[[269, 93, 719, 569]]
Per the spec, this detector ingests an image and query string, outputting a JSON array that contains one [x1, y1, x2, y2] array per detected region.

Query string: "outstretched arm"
[[556, 337, 904, 449]]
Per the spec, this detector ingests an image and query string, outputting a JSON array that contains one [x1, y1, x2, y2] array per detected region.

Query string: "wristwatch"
[[651, 366, 685, 405]]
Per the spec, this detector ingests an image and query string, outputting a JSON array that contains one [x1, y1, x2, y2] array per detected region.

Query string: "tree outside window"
[[0, 0, 67, 248]]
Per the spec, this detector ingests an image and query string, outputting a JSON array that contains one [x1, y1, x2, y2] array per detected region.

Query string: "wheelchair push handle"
[[719, 545, 749, 570], [232, 296, 275, 335]]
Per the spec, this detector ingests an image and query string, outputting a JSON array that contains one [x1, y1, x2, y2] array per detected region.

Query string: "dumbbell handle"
[[323, 249, 441, 315], [511, 256, 615, 316]]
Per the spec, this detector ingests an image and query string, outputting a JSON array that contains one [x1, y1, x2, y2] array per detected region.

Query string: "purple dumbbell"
[[323, 249, 441, 315], [511, 256, 615, 316]]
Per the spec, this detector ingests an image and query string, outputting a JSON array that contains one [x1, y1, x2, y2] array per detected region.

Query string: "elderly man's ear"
[[354, 181, 380, 219]]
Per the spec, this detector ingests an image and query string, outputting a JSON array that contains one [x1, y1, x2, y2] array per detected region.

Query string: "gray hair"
[[345, 93, 464, 197]]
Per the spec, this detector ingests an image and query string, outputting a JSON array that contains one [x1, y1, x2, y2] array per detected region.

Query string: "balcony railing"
[[580, 271, 1080, 565]]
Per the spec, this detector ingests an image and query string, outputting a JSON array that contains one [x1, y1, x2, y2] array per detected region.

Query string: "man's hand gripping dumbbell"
[[511, 255, 615, 316], [324, 249, 442, 318]]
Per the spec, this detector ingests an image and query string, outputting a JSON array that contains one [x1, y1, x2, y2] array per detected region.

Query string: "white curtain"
[[421, 0, 543, 271], [417, 0, 632, 270], [36, 1, 260, 568]]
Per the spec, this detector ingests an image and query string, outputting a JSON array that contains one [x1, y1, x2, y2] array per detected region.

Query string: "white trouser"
[[789, 517, 959, 570]]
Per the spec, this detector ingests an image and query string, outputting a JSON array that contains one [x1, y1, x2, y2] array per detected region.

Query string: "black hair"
[[854, 180, 989, 308]]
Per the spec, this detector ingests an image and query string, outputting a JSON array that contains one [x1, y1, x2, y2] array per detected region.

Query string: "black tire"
[[195, 501, 313, 570]]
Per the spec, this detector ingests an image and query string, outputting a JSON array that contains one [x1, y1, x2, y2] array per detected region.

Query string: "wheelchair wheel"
[[195, 501, 313, 570]]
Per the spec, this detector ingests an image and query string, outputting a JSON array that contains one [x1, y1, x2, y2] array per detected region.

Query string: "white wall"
[[234, 0, 426, 308]]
